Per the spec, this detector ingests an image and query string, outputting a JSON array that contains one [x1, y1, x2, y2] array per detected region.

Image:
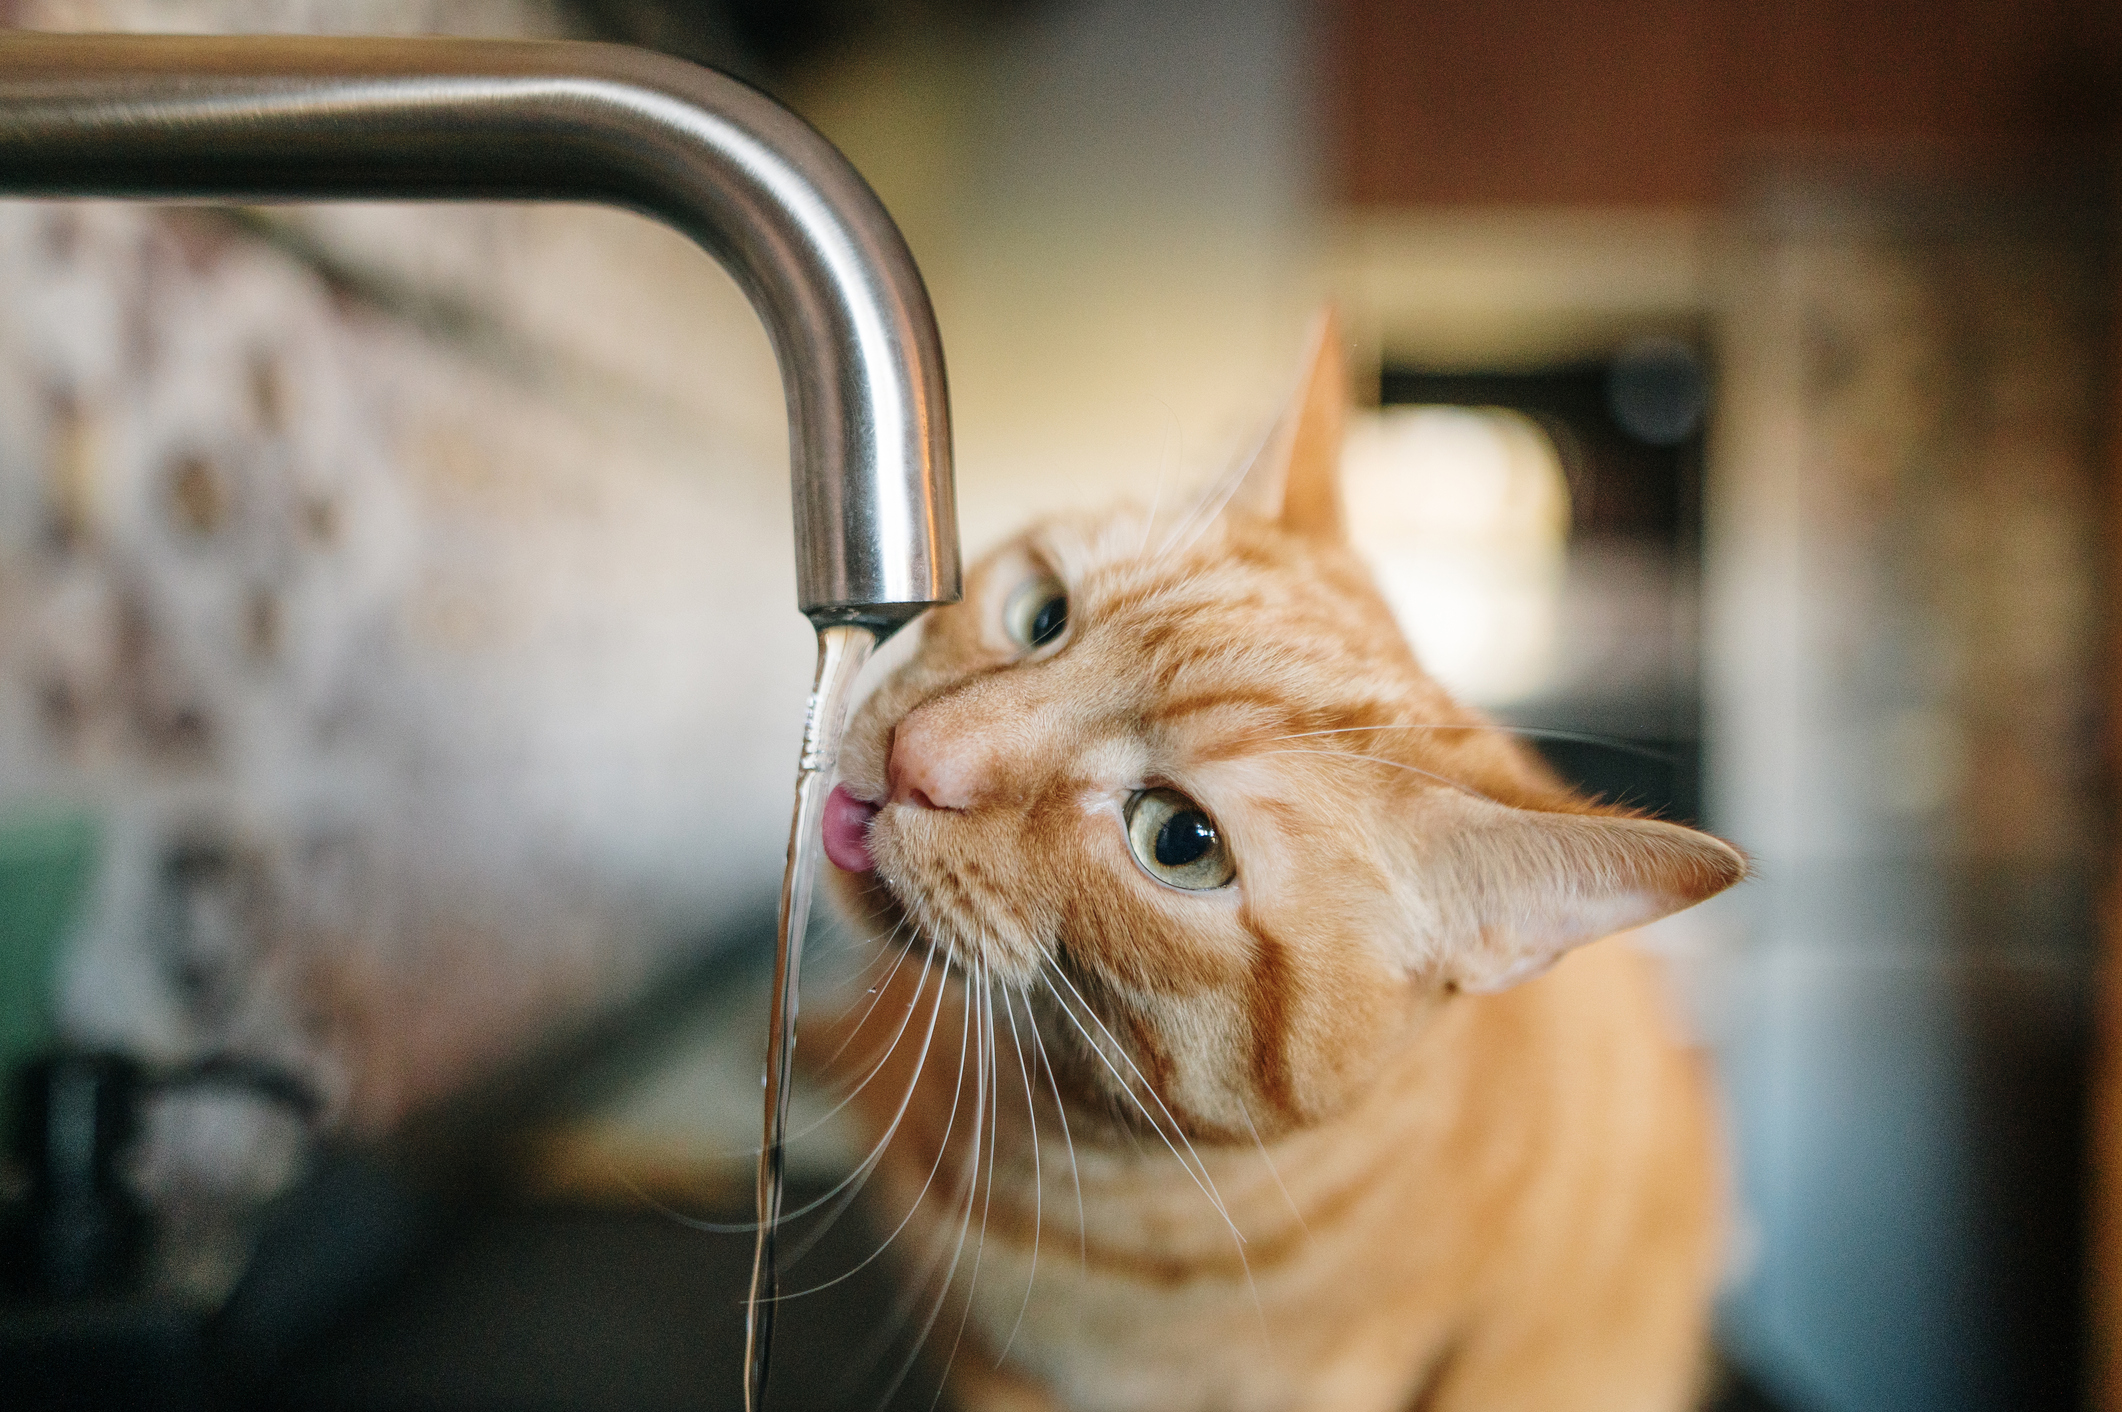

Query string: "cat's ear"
[[1225, 308, 1347, 541], [1412, 790, 1746, 993]]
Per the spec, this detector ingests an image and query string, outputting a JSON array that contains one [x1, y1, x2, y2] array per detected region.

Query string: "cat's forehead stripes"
[[947, 506, 1547, 839], [1033, 519, 1457, 783]]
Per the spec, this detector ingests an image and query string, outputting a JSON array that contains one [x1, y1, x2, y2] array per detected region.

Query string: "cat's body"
[[835, 938, 1718, 1412], [821, 320, 1741, 1411]]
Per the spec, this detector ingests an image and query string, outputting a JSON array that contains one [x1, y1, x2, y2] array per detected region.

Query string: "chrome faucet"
[[0, 35, 959, 1404], [0, 31, 961, 633]]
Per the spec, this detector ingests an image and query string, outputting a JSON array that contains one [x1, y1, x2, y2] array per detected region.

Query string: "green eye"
[[1004, 574, 1069, 650], [1124, 788, 1235, 891]]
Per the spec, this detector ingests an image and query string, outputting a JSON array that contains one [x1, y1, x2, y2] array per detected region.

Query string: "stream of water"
[[744, 623, 876, 1411]]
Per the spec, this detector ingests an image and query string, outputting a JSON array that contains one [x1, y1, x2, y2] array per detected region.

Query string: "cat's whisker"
[[1257, 722, 1682, 765], [631, 914, 918, 1218], [834, 926, 911, 1010], [1136, 395, 1180, 557], [954, 968, 998, 1298], [629, 952, 946, 1237], [708, 941, 950, 1241], [934, 964, 1006, 1409], [778, 933, 936, 1150], [1238, 1097, 1307, 1238], [833, 908, 917, 969], [768, 952, 951, 1272], [1022, 979, 1087, 1279], [1041, 959, 1239, 1232], [1038, 962, 1268, 1334], [1254, 747, 1503, 803], [1037, 964, 1240, 1239], [816, 920, 897, 991], [1158, 422, 1273, 560], [768, 938, 973, 1297], [1151, 481, 1219, 562], [816, 911, 921, 1075], [851, 1082, 992, 1386], [836, 1210, 954, 1396], [996, 981, 1042, 1364], [1037, 968, 1185, 1163], [557, 1149, 736, 1237], [1037, 968, 1197, 1172], [855, 1101, 978, 1412], [877, 963, 991, 1412]]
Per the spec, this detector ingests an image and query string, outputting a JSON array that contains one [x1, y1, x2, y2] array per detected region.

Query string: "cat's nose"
[[888, 706, 988, 811]]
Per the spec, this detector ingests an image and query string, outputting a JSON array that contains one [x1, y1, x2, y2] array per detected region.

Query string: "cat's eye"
[[1124, 788, 1235, 891], [1004, 574, 1069, 651]]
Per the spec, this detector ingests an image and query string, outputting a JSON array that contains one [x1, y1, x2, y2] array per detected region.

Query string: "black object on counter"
[[3, 1050, 149, 1298]]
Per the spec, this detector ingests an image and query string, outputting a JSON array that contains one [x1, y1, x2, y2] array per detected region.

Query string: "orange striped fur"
[[820, 317, 1744, 1411]]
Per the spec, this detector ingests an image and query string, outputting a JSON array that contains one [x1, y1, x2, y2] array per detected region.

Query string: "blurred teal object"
[[0, 810, 97, 1103]]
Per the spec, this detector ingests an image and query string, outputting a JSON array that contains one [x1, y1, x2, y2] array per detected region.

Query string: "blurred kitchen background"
[[0, 2, 2118, 1410]]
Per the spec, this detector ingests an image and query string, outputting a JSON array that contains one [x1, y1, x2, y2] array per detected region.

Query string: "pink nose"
[[888, 707, 986, 811]]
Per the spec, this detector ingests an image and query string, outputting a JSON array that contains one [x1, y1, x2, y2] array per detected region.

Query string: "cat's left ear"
[[1411, 789, 1747, 993], [1225, 308, 1347, 542]]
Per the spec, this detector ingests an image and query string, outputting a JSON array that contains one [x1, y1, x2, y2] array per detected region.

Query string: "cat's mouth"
[[822, 785, 879, 873], [827, 782, 1055, 983]]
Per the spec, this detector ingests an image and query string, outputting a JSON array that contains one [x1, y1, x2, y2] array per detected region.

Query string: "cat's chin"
[[822, 784, 880, 873]]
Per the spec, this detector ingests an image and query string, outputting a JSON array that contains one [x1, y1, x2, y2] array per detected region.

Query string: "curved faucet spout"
[[0, 32, 960, 633]]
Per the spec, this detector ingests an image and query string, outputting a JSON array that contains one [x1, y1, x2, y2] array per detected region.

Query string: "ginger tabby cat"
[[817, 317, 1744, 1412]]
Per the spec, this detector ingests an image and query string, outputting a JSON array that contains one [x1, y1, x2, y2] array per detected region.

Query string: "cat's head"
[[826, 316, 1744, 1140]]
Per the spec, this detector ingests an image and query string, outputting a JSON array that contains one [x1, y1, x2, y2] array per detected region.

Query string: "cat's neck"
[[958, 981, 1492, 1253]]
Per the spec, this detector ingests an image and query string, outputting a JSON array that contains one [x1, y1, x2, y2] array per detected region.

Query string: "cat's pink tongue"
[[822, 785, 880, 873]]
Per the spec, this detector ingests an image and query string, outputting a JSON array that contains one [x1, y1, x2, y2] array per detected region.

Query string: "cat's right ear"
[[1225, 309, 1347, 543], [1407, 789, 1746, 994]]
